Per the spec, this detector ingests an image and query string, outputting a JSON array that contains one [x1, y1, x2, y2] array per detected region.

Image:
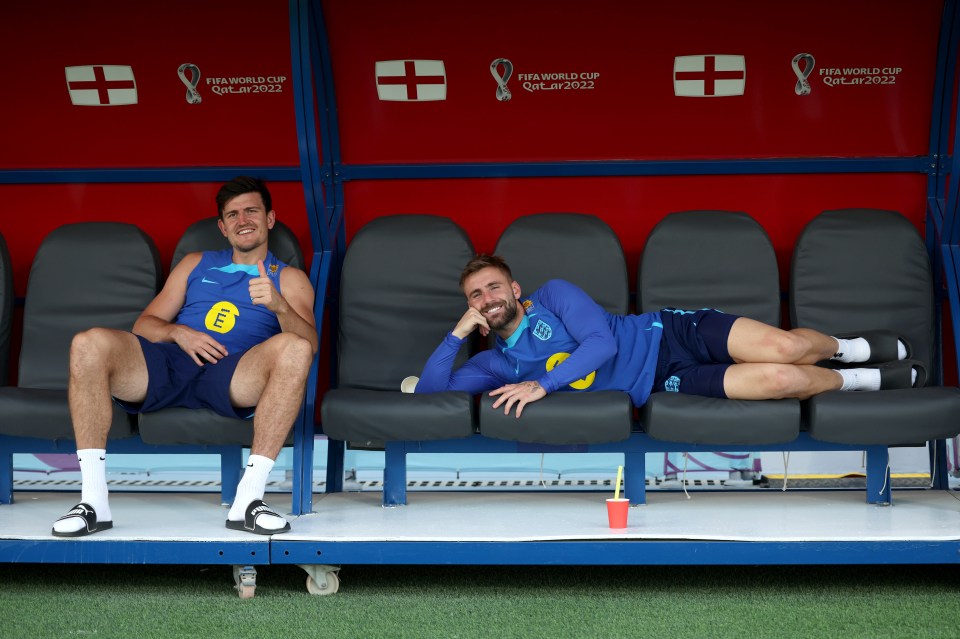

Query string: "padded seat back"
[[0, 233, 13, 386], [494, 213, 629, 314], [19, 223, 161, 389], [639, 210, 781, 326], [790, 209, 935, 375], [171, 217, 304, 270], [337, 215, 475, 391]]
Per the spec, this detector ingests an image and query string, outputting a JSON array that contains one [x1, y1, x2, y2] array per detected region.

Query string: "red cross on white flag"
[[65, 65, 138, 106], [673, 55, 746, 97], [375, 60, 446, 101]]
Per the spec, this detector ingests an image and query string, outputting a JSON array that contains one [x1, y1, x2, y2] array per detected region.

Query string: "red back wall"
[[0, 1, 950, 384]]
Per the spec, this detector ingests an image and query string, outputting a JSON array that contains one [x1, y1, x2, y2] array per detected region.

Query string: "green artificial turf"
[[1, 563, 958, 638]]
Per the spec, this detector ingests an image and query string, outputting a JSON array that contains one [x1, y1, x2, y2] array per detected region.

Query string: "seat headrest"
[[337, 215, 475, 390], [639, 210, 781, 326], [495, 213, 629, 314], [20, 222, 161, 389], [790, 208, 934, 371]]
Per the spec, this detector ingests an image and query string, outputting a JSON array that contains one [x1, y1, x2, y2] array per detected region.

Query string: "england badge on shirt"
[[533, 319, 553, 341]]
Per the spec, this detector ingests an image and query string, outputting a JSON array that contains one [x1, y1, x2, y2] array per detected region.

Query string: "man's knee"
[[769, 331, 811, 363], [759, 363, 807, 398], [70, 328, 116, 371]]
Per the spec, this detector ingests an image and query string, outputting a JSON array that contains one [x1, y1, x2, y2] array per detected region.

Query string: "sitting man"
[[416, 254, 921, 417], [52, 176, 317, 537]]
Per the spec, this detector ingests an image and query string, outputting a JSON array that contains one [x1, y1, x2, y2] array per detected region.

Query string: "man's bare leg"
[[726, 317, 908, 366], [723, 362, 842, 400], [53, 329, 149, 536], [225, 333, 313, 532], [725, 318, 837, 365], [721, 318, 918, 397]]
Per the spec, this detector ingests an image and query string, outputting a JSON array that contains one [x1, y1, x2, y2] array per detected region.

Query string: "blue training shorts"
[[113, 335, 254, 419], [652, 308, 740, 399]]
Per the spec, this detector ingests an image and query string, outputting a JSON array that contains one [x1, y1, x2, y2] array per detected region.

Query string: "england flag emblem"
[[65, 65, 138, 106], [673, 55, 745, 97], [375, 60, 446, 101]]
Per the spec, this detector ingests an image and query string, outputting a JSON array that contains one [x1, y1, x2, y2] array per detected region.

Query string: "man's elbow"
[[597, 338, 618, 362]]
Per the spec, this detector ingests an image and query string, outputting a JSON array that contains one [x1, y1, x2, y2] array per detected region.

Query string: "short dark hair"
[[215, 176, 272, 218], [459, 254, 513, 290]]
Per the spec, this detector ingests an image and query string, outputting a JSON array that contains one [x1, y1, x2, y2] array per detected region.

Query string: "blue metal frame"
[[0, 539, 269, 564], [339, 156, 936, 181], [271, 539, 960, 566], [381, 434, 893, 508], [0, 167, 301, 184]]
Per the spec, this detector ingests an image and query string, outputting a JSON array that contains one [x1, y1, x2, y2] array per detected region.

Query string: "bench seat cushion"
[[806, 388, 960, 445], [321, 389, 475, 445], [0, 388, 133, 439], [641, 393, 800, 445], [479, 391, 632, 444], [137, 407, 295, 446]]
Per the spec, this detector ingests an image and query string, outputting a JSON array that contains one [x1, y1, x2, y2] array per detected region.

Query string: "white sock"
[[832, 337, 908, 363], [53, 449, 111, 534], [836, 368, 881, 391], [227, 455, 286, 530], [837, 367, 917, 391], [831, 338, 870, 363]]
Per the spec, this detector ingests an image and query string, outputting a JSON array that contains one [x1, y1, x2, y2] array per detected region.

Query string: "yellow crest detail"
[[205, 301, 240, 334], [545, 351, 596, 390]]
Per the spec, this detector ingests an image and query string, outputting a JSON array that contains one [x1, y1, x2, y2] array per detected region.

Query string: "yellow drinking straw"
[[614, 465, 623, 500]]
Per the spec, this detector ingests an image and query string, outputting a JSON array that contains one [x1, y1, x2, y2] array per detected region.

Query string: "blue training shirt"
[[176, 249, 286, 354], [417, 279, 664, 407]]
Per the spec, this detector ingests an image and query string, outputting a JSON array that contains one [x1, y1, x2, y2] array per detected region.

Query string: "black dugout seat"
[[0, 232, 12, 387], [479, 213, 634, 444], [790, 208, 960, 444], [137, 217, 304, 446], [0, 223, 161, 440], [320, 215, 476, 445], [637, 210, 800, 444]]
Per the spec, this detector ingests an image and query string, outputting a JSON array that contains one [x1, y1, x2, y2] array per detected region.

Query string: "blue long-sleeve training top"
[[417, 279, 664, 407]]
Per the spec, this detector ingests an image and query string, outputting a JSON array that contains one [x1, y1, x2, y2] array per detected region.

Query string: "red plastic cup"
[[606, 498, 629, 528]]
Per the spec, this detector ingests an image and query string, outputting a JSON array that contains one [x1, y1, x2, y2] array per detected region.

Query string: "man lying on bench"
[[417, 254, 921, 417], [52, 177, 317, 537]]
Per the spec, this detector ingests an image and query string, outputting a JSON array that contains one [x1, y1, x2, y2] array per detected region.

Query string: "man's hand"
[[490, 380, 546, 418], [452, 307, 491, 339], [249, 260, 283, 312], [171, 324, 228, 366]]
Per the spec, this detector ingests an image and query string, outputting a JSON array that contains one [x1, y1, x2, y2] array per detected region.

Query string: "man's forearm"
[[132, 315, 179, 343], [416, 333, 464, 392]]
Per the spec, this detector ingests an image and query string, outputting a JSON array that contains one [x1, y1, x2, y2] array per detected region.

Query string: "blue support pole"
[[383, 442, 409, 506], [0, 447, 12, 505], [864, 446, 891, 505], [623, 450, 646, 506], [218, 448, 243, 506]]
